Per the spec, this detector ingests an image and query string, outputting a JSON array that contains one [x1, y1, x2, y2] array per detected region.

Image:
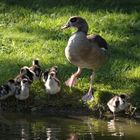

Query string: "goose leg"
[[82, 72, 94, 102], [113, 112, 116, 120], [65, 67, 82, 87]]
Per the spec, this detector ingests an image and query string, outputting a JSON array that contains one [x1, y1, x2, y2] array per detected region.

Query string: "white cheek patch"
[[42, 77, 46, 82], [119, 97, 124, 105], [101, 48, 107, 51]]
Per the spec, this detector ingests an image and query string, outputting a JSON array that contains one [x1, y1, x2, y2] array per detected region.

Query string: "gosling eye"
[[50, 73, 54, 77], [70, 17, 77, 23], [22, 79, 28, 83]]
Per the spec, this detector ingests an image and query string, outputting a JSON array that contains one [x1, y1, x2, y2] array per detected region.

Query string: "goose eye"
[[70, 17, 77, 22]]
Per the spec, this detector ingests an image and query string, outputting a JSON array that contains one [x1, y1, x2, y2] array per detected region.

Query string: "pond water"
[[0, 113, 140, 140]]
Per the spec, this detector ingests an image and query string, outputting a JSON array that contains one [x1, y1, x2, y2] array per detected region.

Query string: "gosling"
[[15, 78, 30, 100], [15, 66, 36, 83], [42, 66, 61, 95], [0, 79, 16, 100], [107, 94, 129, 118], [29, 59, 42, 80]]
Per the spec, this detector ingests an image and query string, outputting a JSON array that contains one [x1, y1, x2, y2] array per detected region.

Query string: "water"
[[0, 113, 140, 140]]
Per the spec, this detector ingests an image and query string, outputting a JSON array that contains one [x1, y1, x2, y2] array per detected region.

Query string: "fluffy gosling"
[[15, 78, 31, 100], [42, 66, 61, 95], [107, 94, 129, 118], [0, 79, 16, 100]]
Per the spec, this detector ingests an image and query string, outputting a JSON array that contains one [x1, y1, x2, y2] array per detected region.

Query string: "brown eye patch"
[[22, 79, 28, 83], [70, 17, 77, 22], [50, 73, 54, 77], [120, 94, 126, 99]]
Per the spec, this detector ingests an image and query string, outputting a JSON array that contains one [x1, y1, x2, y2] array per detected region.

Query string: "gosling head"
[[32, 59, 40, 66], [21, 78, 31, 87], [30, 60, 42, 79], [20, 66, 35, 81], [50, 66, 58, 76], [7, 79, 16, 92], [42, 66, 58, 82], [42, 69, 50, 82], [119, 94, 127, 103]]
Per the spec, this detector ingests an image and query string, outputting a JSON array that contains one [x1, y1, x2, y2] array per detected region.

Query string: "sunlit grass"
[[0, 0, 140, 109]]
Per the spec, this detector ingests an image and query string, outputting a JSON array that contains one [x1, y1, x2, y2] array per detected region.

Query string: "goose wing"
[[87, 34, 108, 50]]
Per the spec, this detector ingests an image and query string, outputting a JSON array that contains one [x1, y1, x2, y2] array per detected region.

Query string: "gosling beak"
[[61, 23, 70, 29]]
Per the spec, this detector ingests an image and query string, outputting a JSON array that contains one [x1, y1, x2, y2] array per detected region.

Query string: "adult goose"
[[62, 16, 109, 102]]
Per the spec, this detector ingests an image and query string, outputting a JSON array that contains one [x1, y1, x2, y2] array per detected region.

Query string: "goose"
[[42, 66, 61, 95], [61, 16, 109, 102], [15, 78, 30, 100], [0, 79, 16, 100], [107, 94, 129, 118]]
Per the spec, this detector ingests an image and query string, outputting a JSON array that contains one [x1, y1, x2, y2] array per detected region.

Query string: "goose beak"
[[61, 23, 70, 29]]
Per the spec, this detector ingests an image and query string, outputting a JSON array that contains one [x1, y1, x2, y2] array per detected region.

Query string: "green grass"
[[0, 0, 140, 110]]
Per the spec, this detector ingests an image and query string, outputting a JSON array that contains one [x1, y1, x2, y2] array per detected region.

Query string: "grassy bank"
[[0, 0, 140, 111]]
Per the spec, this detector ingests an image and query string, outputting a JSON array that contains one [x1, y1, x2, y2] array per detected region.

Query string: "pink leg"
[[82, 72, 95, 102], [65, 67, 82, 87]]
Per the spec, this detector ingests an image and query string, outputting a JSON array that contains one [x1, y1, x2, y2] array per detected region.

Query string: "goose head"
[[61, 16, 89, 33]]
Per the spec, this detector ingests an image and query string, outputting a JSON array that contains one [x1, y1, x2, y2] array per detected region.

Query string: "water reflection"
[[46, 128, 62, 140], [107, 119, 124, 137], [0, 113, 140, 140], [67, 133, 78, 140]]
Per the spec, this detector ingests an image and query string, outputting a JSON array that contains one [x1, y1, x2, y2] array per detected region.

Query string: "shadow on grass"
[[0, 49, 140, 111], [0, 37, 139, 91], [132, 85, 140, 107], [0, 57, 85, 112], [1, 0, 140, 13]]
